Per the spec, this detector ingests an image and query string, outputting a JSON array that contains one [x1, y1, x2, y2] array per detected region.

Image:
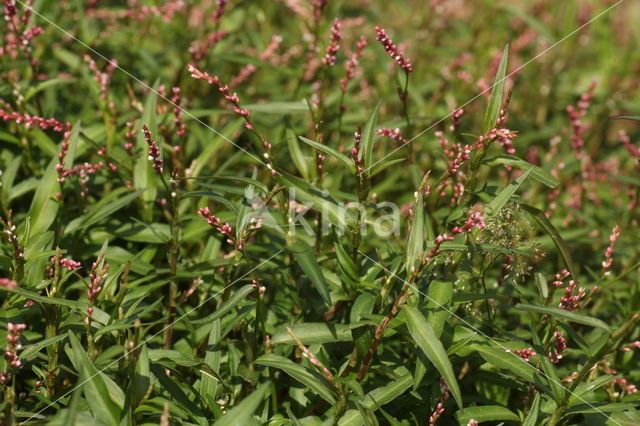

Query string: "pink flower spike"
[[374, 26, 413, 72], [322, 18, 342, 66]]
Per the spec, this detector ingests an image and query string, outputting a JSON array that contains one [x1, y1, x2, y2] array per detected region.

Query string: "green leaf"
[[405, 189, 424, 274], [487, 168, 531, 214], [515, 304, 611, 332], [191, 285, 255, 324], [21, 334, 67, 361], [522, 392, 541, 426], [271, 323, 357, 345], [68, 332, 123, 426], [362, 100, 383, 171], [199, 320, 223, 411], [24, 77, 77, 101], [286, 129, 310, 179], [565, 402, 638, 415], [256, 354, 336, 403], [456, 405, 520, 424], [27, 156, 60, 236], [338, 372, 412, 426], [150, 364, 207, 419], [472, 344, 535, 382], [132, 344, 150, 409], [288, 238, 331, 306], [64, 188, 142, 235], [215, 382, 270, 426], [522, 204, 578, 278], [298, 136, 353, 169], [403, 306, 463, 408], [278, 172, 354, 229], [484, 155, 559, 188], [609, 114, 640, 121], [483, 44, 509, 133]]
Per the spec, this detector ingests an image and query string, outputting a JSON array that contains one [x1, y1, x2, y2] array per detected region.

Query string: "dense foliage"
[[1, 0, 640, 424]]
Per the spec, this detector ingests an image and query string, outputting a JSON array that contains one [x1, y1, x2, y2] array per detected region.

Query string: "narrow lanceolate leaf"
[[288, 238, 331, 306], [271, 323, 358, 345], [522, 392, 541, 426], [256, 354, 336, 403], [484, 155, 559, 188], [483, 44, 509, 133], [287, 129, 310, 179], [298, 136, 354, 169], [405, 188, 424, 274], [68, 332, 123, 426], [488, 168, 531, 214], [456, 405, 520, 424], [131, 344, 150, 409], [522, 204, 578, 278], [472, 344, 535, 382], [27, 155, 60, 236], [403, 306, 463, 408], [214, 382, 270, 426], [338, 373, 413, 426], [515, 304, 612, 332], [362, 100, 383, 171]]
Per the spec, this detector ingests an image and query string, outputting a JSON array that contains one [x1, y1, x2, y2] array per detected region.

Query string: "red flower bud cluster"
[[340, 35, 367, 93], [0, 278, 17, 289], [559, 280, 585, 312], [550, 269, 570, 287], [566, 81, 596, 153], [198, 207, 240, 248], [601, 225, 621, 275], [230, 35, 282, 88], [375, 127, 408, 144], [374, 26, 412, 73], [86, 254, 108, 320], [513, 347, 537, 362], [0, 0, 42, 65], [351, 130, 364, 173], [142, 125, 163, 174], [0, 109, 71, 132], [322, 18, 342, 66], [171, 87, 187, 137], [188, 30, 227, 61], [213, 0, 229, 25], [452, 211, 486, 234], [549, 330, 567, 363], [0, 322, 26, 383]]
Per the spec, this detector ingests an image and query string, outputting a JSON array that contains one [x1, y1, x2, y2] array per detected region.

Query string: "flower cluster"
[[619, 130, 639, 160], [513, 347, 537, 362], [375, 127, 408, 144], [212, 0, 229, 25], [549, 330, 567, 363], [188, 30, 227, 61], [0, 108, 71, 132], [124, 120, 136, 155], [0, 278, 17, 289], [230, 35, 282, 88], [188, 64, 277, 175], [423, 234, 454, 264], [0, 323, 26, 384], [84, 54, 117, 110], [46, 254, 82, 278], [566, 81, 596, 153], [350, 129, 364, 173], [622, 340, 640, 352], [559, 279, 585, 311], [198, 207, 239, 248], [550, 269, 570, 287], [452, 211, 486, 234], [287, 327, 335, 383], [322, 18, 342, 66], [340, 35, 367, 93], [1, 214, 24, 263], [312, 0, 329, 19], [86, 254, 108, 321], [142, 125, 163, 174], [601, 225, 621, 276], [428, 379, 450, 426], [171, 87, 187, 137], [0, 0, 42, 65], [56, 130, 73, 183], [374, 26, 412, 73]]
